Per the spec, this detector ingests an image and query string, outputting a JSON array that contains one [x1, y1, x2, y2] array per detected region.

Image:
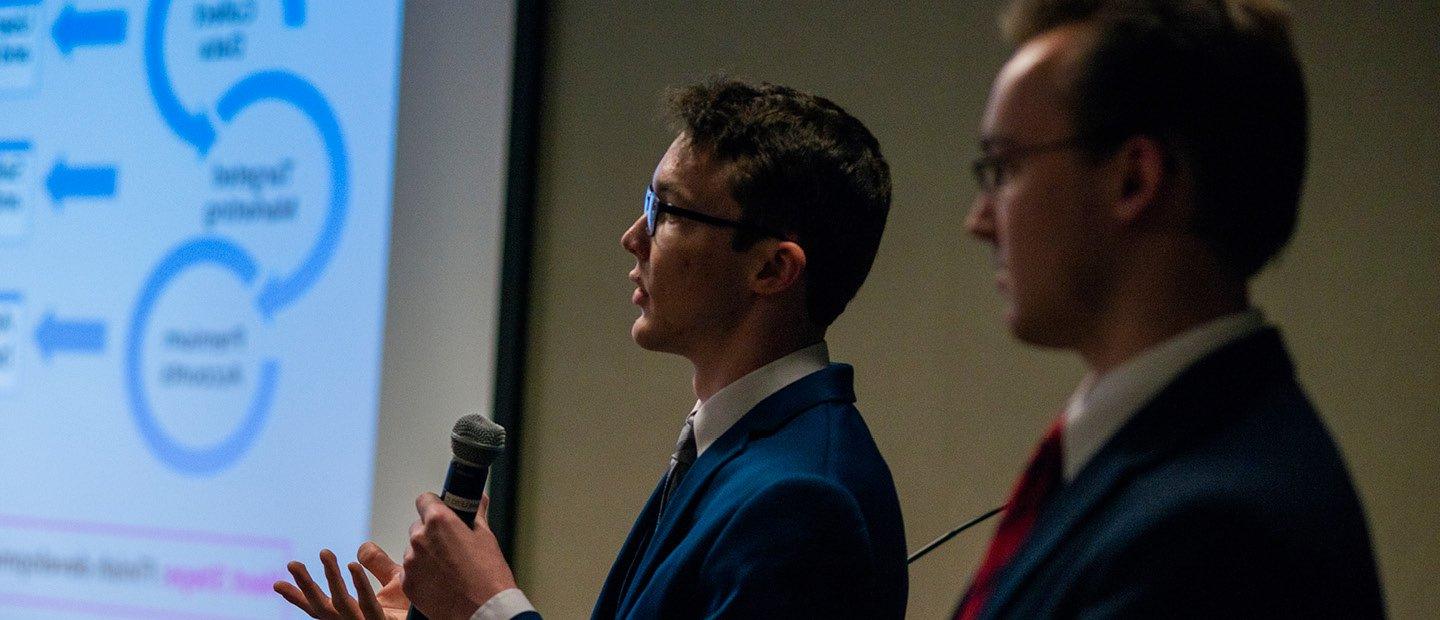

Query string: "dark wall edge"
[[490, 0, 545, 560]]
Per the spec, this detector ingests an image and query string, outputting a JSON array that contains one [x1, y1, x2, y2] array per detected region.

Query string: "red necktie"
[[954, 417, 1066, 620]]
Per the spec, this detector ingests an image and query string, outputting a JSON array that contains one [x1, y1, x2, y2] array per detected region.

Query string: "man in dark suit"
[[955, 0, 1385, 617], [275, 79, 907, 619]]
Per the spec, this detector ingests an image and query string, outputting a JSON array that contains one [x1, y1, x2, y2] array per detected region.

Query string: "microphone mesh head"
[[451, 414, 506, 466]]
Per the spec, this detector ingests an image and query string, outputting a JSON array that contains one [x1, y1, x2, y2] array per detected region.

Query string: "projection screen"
[[0, 1, 535, 616]]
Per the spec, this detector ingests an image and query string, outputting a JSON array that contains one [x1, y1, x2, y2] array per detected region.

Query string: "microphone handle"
[[407, 459, 490, 619], [440, 459, 489, 526]]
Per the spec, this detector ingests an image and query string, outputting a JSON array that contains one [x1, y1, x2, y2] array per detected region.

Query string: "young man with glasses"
[[276, 79, 907, 619], [954, 1, 1383, 618]]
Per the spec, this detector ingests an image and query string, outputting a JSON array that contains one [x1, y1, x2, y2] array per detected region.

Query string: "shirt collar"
[[1061, 309, 1267, 481], [689, 341, 831, 456]]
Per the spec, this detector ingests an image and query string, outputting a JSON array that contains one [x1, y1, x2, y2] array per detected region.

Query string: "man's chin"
[[1008, 310, 1077, 350], [630, 319, 663, 352], [632, 320, 691, 356]]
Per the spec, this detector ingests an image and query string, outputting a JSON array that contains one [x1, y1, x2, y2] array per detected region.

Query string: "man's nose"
[[965, 193, 996, 242], [621, 214, 649, 257]]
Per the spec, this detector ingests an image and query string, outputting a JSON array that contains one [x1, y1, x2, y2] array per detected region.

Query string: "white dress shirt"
[[690, 341, 830, 456], [1060, 309, 1267, 482], [472, 342, 832, 620]]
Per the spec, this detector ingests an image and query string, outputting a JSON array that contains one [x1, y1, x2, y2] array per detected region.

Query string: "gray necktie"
[[658, 413, 697, 519]]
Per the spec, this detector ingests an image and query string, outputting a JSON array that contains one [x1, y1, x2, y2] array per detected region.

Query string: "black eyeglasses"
[[971, 137, 1082, 193], [643, 186, 782, 238]]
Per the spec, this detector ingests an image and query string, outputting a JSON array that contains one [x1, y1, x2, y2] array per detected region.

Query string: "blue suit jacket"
[[975, 329, 1385, 618], [590, 363, 908, 619]]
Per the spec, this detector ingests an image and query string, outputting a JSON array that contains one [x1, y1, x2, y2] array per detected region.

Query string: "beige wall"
[[511, 2, 1439, 617]]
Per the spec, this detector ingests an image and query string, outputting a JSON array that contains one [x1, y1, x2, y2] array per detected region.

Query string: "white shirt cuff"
[[470, 588, 537, 620]]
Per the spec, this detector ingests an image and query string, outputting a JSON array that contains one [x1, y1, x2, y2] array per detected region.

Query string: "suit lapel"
[[982, 330, 1294, 618], [593, 476, 665, 619], [616, 425, 751, 616], [615, 364, 856, 616], [981, 426, 1163, 619]]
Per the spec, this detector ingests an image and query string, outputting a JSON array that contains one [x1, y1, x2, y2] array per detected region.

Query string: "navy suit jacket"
[[589, 363, 908, 619], [976, 329, 1385, 618]]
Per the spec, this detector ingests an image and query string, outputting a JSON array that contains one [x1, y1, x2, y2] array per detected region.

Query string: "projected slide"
[[0, 1, 404, 617]]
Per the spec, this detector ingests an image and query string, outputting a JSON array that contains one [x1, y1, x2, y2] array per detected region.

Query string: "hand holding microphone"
[[272, 414, 514, 620], [403, 414, 515, 620]]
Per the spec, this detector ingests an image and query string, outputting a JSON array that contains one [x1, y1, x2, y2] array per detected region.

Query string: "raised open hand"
[[274, 542, 409, 620]]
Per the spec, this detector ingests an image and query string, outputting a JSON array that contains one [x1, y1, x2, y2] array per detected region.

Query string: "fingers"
[[415, 492, 442, 518], [415, 491, 465, 534], [348, 562, 388, 620], [274, 579, 319, 618], [375, 566, 408, 606], [480, 493, 491, 525], [275, 551, 373, 620], [286, 560, 337, 618], [320, 549, 362, 618], [357, 541, 401, 583]]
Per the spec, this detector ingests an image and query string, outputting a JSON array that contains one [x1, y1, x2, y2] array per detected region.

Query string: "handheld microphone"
[[439, 414, 507, 526], [408, 414, 507, 620]]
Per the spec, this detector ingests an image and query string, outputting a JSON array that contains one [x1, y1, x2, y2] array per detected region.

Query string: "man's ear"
[[1110, 135, 1168, 223], [751, 240, 807, 296]]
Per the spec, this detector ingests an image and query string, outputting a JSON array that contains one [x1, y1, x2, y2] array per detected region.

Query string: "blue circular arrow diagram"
[[142, 0, 307, 155], [125, 237, 280, 476], [215, 70, 349, 321]]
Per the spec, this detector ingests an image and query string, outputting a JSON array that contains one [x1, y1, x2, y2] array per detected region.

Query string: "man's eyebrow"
[[652, 181, 689, 206], [979, 136, 1016, 152]]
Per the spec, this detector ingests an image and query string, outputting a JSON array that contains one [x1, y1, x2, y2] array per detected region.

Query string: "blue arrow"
[[143, 0, 216, 155], [53, 4, 128, 56], [217, 71, 348, 321], [282, 0, 306, 27], [140, 0, 303, 154], [47, 159, 117, 208], [124, 237, 277, 475], [36, 312, 106, 361]]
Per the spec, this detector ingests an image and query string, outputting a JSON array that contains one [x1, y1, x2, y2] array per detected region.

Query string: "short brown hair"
[[666, 79, 891, 327], [1004, 0, 1308, 279]]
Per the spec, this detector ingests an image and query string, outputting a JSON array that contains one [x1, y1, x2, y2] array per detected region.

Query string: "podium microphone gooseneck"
[[907, 505, 1004, 565]]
